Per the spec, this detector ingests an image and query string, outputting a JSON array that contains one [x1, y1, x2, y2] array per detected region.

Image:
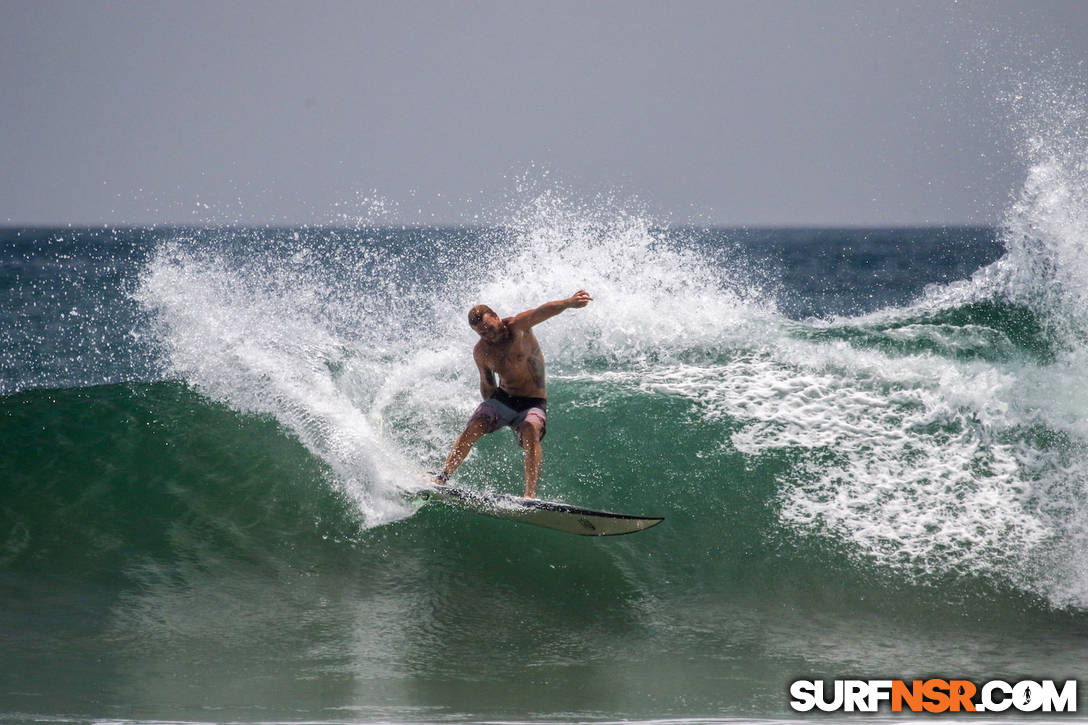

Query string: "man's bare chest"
[[480, 334, 538, 372], [481, 344, 526, 371]]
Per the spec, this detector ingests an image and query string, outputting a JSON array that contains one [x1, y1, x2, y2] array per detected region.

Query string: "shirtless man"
[[435, 290, 593, 498]]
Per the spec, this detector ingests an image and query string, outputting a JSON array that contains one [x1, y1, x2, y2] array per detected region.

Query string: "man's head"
[[469, 304, 505, 341]]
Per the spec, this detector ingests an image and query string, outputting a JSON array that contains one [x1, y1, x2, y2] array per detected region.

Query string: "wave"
[[726, 83, 1088, 609], [793, 300, 1055, 362], [129, 207, 776, 532], [120, 191, 1088, 615], [67, 80, 1077, 612], [0, 379, 1074, 625], [0, 382, 360, 579]]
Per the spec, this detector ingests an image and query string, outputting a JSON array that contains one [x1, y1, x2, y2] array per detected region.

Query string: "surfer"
[[435, 290, 593, 498]]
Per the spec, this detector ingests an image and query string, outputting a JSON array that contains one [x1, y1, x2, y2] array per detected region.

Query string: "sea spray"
[[706, 81, 1088, 609], [133, 196, 774, 529], [134, 231, 426, 526]]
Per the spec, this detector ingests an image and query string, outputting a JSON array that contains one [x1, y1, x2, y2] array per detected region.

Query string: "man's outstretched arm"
[[512, 290, 593, 328]]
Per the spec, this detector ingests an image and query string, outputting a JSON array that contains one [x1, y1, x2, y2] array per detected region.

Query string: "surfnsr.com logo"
[[790, 679, 1077, 713]]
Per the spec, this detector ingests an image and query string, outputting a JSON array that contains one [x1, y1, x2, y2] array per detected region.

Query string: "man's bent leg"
[[517, 420, 543, 498], [438, 418, 489, 483]]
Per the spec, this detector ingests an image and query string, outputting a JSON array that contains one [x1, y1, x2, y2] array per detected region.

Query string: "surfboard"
[[417, 485, 664, 536]]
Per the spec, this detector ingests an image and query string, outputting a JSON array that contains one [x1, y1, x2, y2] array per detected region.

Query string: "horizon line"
[[0, 220, 1002, 231]]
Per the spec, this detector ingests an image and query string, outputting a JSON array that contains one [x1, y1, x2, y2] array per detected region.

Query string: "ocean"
[[3, 150, 1088, 723]]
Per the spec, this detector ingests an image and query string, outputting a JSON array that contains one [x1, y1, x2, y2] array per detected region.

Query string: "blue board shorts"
[[469, 388, 547, 444]]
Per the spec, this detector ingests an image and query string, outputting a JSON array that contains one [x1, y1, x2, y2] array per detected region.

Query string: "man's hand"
[[566, 290, 593, 309]]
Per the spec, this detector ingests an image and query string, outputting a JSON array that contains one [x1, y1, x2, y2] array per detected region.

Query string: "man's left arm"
[[512, 290, 593, 328]]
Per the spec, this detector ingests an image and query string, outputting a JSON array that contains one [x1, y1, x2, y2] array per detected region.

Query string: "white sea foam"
[[133, 194, 773, 530], [134, 238, 424, 526], [631, 82, 1088, 608], [439, 190, 776, 367]]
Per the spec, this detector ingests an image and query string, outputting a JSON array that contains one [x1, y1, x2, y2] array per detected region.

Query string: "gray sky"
[[2, 0, 1085, 226]]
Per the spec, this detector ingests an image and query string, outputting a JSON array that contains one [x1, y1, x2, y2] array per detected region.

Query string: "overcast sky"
[[2, 0, 1085, 226]]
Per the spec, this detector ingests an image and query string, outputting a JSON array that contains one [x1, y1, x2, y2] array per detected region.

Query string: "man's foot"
[[433, 470, 450, 486]]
